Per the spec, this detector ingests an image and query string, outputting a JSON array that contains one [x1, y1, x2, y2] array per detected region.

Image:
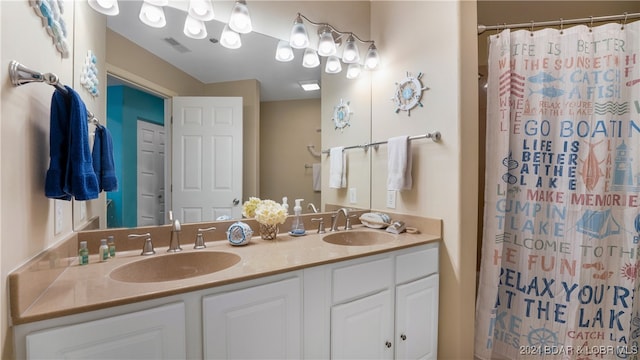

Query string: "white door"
[[331, 290, 394, 360], [137, 120, 165, 226], [202, 277, 302, 359], [395, 275, 439, 360], [172, 96, 243, 222]]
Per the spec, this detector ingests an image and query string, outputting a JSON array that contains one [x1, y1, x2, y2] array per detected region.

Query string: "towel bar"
[[9, 60, 100, 125], [320, 131, 441, 154]]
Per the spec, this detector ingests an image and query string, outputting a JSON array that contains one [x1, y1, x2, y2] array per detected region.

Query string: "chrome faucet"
[[128, 233, 154, 255], [168, 211, 182, 253], [330, 208, 351, 231], [307, 203, 319, 213]]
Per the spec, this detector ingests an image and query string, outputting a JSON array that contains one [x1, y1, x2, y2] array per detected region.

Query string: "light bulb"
[[89, 0, 119, 15], [289, 15, 309, 49], [220, 24, 241, 49], [364, 43, 380, 70], [302, 48, 320, 68], [325, 55, 342, 74], [188, 0, 214, 21], [342, 35, 360, 64], [139, 1, 166, 28], [317, 27, 336, 57], [145, 0, 168, 5], [275, 40, 294, 62], [183, 15, 207, 39], [346, 63, 361, 79], [229, 0, 252, 34]]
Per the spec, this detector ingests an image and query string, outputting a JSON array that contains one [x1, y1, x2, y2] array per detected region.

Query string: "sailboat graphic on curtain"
[[475, 20, 640, 359]]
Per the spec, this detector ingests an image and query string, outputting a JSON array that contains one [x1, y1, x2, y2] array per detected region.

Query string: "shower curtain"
[[476, 20, 640, 359]]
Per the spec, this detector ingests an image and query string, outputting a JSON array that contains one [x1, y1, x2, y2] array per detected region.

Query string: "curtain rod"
[[478, 12, 640, 34]]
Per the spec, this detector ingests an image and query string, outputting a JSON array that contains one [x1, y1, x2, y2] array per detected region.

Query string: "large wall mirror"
[[74, 0, 373, 230]]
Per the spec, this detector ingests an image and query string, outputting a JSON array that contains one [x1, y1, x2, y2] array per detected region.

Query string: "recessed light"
[[299, 81, 320, 91]]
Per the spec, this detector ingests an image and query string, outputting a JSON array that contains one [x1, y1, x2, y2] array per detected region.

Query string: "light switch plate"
[[80, 202, 87, 221], [386, 190, 396, 209], [349, 188, 357, 204]]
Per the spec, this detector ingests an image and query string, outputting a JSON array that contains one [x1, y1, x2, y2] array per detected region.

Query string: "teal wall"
[[106, 85, 164, 228]]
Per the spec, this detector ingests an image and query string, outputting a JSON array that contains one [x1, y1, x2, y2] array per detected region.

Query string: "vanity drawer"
[[396, 245, 438, 284], [332, 256, 393, 303]]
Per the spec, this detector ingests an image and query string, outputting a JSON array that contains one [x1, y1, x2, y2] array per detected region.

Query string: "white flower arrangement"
[[242, 197, 288, 225]]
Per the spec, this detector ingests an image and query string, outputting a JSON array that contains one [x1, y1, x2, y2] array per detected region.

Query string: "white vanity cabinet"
[[202, 276, 302, 359], [305, 242, 439, 360], [23, 302, 187, 359]]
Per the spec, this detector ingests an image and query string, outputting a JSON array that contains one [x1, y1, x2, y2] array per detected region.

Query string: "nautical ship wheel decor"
[[332, 99, 353, 131], [392, 71, 429, 115]]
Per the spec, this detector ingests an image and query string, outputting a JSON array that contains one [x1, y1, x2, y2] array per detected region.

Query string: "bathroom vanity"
[[10, 217, 440, 359]]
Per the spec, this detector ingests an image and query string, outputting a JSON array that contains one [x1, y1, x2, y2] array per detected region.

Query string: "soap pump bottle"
[[290, 199, 305, 236]]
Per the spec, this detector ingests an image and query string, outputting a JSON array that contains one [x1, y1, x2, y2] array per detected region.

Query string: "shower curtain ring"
[[530, 20, 535, 35], [622, 12, 628, 30], [559, 18, 564, 34], [589, 16, 594, 32]]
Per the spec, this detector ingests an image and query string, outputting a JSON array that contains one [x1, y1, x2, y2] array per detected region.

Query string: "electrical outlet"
[[349, 188, 357, 204], [55, 200, 63, 234], [386, 190, 396, 209]]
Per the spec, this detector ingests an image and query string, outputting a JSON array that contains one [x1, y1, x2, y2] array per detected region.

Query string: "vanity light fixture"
[[289, 14, 309, 49], [302, 48, 320, 68], [325, 55, 342, 74], [187, 0, 214, 21], [228, 0, 252, 34], [184, 15, 208, 39], [139, 0, 166, 28], [283, 13, 380, 78], [364, 43, 380, 70], [220, 24, 241, 49], [346, 63, 361, 79], [342, 34, 360, 64], [275, 40, 294, 62], [317, 26, 337, 57], [88, 0, 119, 16]]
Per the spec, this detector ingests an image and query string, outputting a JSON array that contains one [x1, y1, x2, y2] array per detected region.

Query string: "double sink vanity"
[[10, 211, 441, 359]]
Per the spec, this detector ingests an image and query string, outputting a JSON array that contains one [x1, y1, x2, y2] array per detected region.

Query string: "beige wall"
[[367, 1, 478, 359], [0, 1, 105, 357], [261, 99, 322, 208]]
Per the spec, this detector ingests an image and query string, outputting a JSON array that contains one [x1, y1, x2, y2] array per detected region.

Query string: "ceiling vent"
[[163, 37, 191, 53]]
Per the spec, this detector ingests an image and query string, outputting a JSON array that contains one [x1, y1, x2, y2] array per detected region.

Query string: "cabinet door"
[[203, 276, 301, 359], [25, 302, 186, 359], [395, 275, 439, 360], [331, 289, 394, 360]]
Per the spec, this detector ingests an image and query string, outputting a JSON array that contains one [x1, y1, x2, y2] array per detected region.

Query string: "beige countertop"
[[10, 217, 441, 325]]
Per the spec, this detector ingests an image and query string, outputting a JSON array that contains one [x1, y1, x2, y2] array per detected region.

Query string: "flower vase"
[[259, 223, 278, 240]]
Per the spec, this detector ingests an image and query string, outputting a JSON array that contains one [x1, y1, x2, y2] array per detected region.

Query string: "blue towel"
[[45, 86, 99, 201], [92, 124, 118, 192]]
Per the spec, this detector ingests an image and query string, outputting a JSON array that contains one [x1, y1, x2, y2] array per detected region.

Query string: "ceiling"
[[107, 0, 321, 101], [106, 1, 640, 100]]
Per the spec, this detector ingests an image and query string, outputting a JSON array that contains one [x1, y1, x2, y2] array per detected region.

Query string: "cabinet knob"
[[400, 334, 407, 341], [385, 341, 392, 348]]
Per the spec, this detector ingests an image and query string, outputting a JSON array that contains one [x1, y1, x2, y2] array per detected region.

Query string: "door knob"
[[233, 198, 240, 205], [385, 341, 392, 348]]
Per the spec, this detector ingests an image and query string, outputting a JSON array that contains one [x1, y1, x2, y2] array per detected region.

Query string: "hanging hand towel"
[[387, 135, 412, 191], [46, 86, 99, 200], [92, 124, 118, 192], [329, 147, 346, 188], [312, 163, 321, 192]]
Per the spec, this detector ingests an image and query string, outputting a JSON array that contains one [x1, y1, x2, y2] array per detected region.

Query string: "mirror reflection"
[[77, 0, 373, 230]]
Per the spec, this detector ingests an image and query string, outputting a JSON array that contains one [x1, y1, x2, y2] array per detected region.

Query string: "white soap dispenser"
[[290, 199, 306, 236]]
